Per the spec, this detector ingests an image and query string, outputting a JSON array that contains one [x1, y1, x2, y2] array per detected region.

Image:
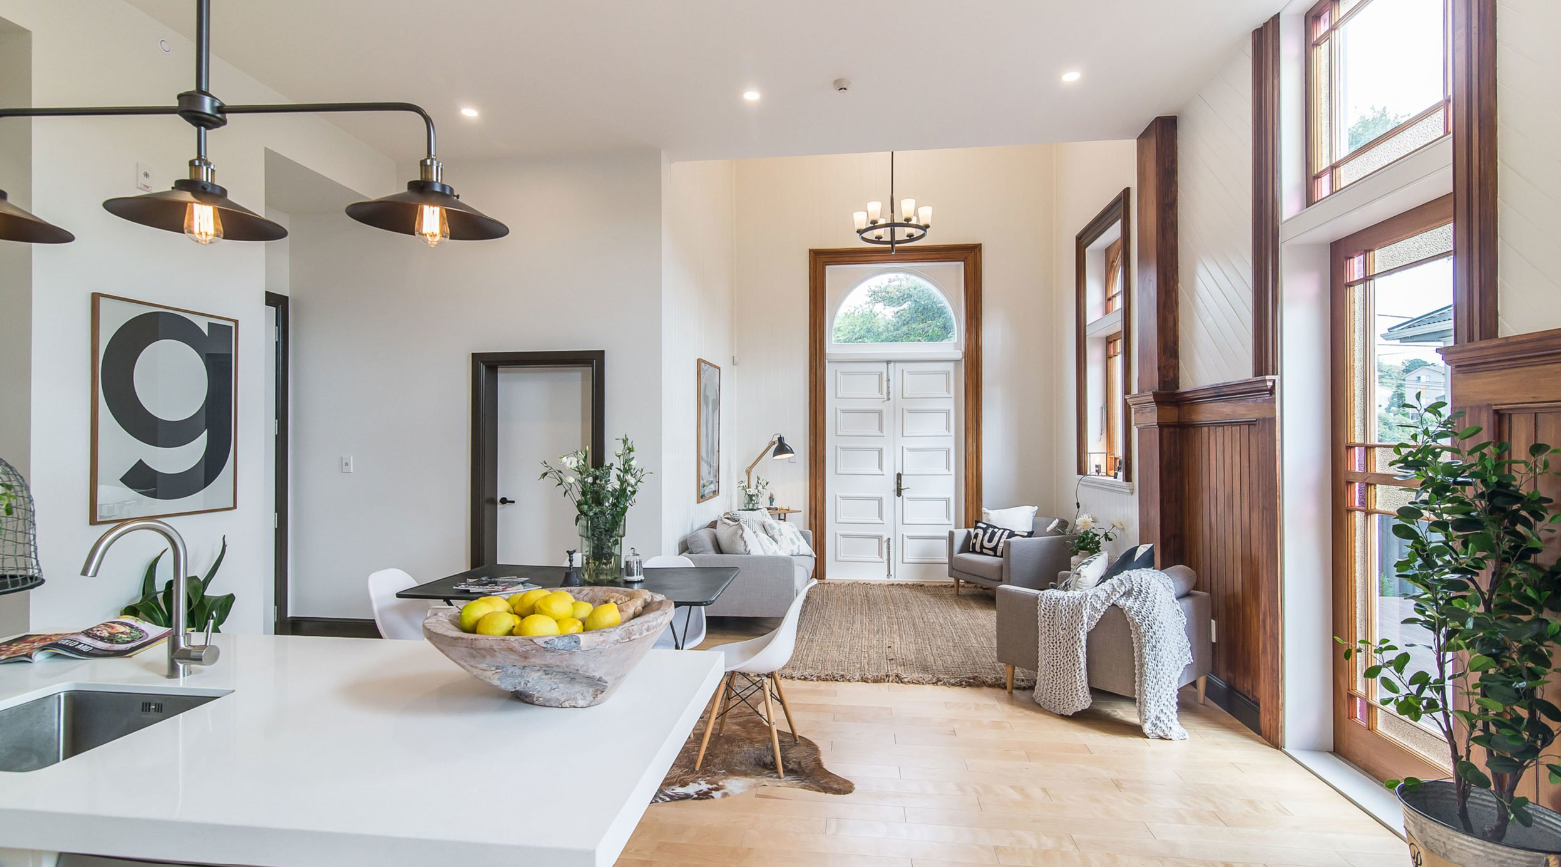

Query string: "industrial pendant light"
[[0, 0, 508, 246], [0, 189, 73, 244], [346, 157, 508, 246], [103, 130, 285, 243]]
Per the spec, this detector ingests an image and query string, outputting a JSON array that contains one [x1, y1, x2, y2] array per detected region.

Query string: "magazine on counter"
[[451, 578, 541, 596], [0, 616, 172, 663]]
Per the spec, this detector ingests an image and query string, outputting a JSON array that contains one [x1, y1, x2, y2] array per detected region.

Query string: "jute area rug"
[[778, 581, 1037, 690]]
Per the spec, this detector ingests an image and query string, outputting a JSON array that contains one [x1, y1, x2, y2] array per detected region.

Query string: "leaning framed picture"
[[91, 293, 238, 524], [696, 357, 720, 503]]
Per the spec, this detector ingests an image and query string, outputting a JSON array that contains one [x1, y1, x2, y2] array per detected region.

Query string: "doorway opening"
[[807, 245, 982, 580], [470, 351, 605, 566], [264, 291, 289, 634]]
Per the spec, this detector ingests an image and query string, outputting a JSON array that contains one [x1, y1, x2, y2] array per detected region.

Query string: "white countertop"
[[0, 633, 723, 867]]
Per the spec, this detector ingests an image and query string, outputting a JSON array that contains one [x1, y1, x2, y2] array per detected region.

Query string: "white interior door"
[[894, 361, 959, 581], [496, 366, 591, 564], [826, 362, 895, 579], [826, 360, 961, 580]]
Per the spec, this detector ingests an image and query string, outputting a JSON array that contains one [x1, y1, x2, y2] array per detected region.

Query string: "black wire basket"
[[0, 458, 42, 595]]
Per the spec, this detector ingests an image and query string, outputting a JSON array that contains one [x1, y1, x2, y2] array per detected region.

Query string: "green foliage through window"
[[833, 274, 956, 344], [1348, 105, 1409, 152]]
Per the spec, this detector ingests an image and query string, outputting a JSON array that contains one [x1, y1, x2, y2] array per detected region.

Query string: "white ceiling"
[[125, 0, 1285, 164]]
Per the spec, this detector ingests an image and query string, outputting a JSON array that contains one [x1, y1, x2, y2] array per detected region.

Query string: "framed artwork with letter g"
[[91, 293, 238, 523]]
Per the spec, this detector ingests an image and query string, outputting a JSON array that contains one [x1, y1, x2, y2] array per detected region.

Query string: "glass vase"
[[579, 514, 626, 585], [742, 491, 763, 510]]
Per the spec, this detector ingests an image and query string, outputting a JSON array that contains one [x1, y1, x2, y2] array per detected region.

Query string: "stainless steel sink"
[[0, 688, 228, 772]]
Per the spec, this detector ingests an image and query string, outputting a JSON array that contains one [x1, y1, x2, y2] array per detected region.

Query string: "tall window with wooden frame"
[[1076, 189, 1131, 482], [1307, 0, 1451, 204], [1330, 195, 1454, 783]]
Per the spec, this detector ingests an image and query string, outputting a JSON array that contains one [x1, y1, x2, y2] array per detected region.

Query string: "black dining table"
[[396, 563, 738, 650]]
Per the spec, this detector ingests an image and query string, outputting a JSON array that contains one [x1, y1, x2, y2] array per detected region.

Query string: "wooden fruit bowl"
[[422, 586, 674, 708]]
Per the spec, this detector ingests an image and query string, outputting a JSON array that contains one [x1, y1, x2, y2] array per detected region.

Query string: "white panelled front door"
[[825, 360, 960, 581]]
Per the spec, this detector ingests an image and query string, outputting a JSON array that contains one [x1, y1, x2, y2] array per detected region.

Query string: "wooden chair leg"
[[716, 675, 735, 735], [694, 673, 729, 771], [1196, 675, 1207, 706], [953, 578, 961, 595], [761, 675, 785, 779], [1005, 664, 1015, 695], [772, 675, 800, 742]]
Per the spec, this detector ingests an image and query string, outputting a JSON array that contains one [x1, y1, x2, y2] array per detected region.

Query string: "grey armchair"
[[947, 516, 1074, 594], [995, 564, 1211, 701]]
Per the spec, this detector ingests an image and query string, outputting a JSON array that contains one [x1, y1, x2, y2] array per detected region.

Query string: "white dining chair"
[[367, 568, 432, 640], [694, 579, 816, 778], [645, 554, 705, 650]]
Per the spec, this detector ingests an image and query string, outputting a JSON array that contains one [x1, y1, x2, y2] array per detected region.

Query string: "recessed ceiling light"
[[743, 90, 761, 102], [460, 107, 480, 118], [1061, 71, 1082, 83]]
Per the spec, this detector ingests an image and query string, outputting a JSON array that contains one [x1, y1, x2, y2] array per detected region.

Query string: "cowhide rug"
[[653, 714, 854, 801]]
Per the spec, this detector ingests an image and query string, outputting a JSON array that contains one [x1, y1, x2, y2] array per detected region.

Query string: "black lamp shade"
[[345, 180, 509, 241], [0, 189, 74, 244], [772, 436, 795, 459], [103, 179, 287, 241]]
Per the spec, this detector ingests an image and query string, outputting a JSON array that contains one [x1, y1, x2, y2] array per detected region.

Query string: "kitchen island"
[[0, 632, 722, 867]]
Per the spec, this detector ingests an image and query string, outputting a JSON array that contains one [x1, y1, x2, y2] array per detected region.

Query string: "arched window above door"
[[832, 272, 957, 345]]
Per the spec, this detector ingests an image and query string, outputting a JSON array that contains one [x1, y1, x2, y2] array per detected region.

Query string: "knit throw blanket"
[[1032, 568, 1192, 740]]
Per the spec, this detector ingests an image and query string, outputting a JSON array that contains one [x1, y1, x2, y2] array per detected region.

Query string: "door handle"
[[895, 473, 909, 497], [498, 497, 515, 505]]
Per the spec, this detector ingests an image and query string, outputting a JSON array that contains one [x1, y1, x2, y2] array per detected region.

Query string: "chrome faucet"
[[81, 519, 220, 678]]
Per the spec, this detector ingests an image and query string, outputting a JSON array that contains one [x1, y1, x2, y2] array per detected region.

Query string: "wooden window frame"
[[1075, 189, 1133, 481], [1305, 0, 1453, 206], [1328, 194, 1454, 784]]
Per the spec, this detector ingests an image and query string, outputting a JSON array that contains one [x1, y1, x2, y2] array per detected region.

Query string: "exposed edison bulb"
[[183, 203, 223, 245], [415, 204, 449, 247]]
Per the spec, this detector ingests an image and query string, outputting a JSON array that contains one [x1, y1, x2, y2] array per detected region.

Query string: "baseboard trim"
[[1203, 674, 1263, 735], [286, 617, 381, 639]]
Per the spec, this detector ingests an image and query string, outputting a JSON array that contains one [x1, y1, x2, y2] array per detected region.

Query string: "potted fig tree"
[[1342, 400, 1561, 865]]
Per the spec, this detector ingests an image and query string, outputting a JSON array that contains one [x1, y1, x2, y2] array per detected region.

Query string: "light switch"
[[135, 163, 156, 192], [340, 456, 354, 474]]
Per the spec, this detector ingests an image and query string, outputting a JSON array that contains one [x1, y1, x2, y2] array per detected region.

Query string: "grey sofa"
[[678, 526, 813, 618], [947, 516, 1075, 594], [995, 564, 1211, 701]]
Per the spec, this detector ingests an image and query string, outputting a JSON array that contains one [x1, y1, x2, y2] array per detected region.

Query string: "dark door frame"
[[470, 351, 606, 567], [264, 292, 290, 635]]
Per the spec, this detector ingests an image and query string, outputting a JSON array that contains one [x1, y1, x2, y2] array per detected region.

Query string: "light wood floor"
[[617, 621, 1403, 867]]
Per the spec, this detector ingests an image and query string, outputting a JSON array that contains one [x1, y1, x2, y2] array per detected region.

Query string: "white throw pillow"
[[761, 519, 815, 557], [1061, 552, 1109, 592], [714, 516, 749, 554], [981, 505, 1038, 534], [717, 513, 782, 555]]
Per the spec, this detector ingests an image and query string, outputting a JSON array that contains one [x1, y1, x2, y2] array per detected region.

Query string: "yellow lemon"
[[459, 599, 507, 633], [557, 617, 584, 635], [515, 614, 562, 636], [510, 588, 552, 617], [535, 591, 575, 620], [583, 602, 621, 631], [474, 611, 520, 636], [570, 601, 594, 620], [473, 595, 511, 612]]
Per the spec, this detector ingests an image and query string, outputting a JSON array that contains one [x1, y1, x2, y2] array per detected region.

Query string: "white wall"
[[0, 0, 395, 632], [1179, 45, 1256, 388], [1495, 0, 1561, 335], [285, 152, 666, 618], [1050, 141, 1140, 553], [731, 145, 1060, 527], [660, 159, 736, 548], [0, 23, 31, 636]]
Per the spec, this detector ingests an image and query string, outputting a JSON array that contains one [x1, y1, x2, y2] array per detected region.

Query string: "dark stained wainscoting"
[[1443, 329, 1561, 812], [1129, 376, 1281, 745]]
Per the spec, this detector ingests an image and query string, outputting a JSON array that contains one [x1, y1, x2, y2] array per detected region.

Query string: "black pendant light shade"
[[103, 177, 287, 242], [346, 179, 509, 242], [0, 189, 74, 244]]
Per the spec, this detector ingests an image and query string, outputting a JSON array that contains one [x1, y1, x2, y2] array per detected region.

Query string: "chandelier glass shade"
[[853, 151, 931, 253]]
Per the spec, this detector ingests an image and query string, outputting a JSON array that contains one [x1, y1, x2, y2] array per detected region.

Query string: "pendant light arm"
[[196, 0, 212, 93], [224, 102, 438, 159]]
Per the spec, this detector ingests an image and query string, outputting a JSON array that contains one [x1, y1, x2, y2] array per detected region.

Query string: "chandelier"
[[0, 0, 508, 247], [852, 151, 931, 253]]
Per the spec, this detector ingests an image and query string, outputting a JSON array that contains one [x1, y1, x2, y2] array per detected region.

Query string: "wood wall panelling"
[[1451, 0, 1499, 344], [1130, 377, 1281, 745], [1252, 15, 1282, 377], [1133, 116, 1181, 566]]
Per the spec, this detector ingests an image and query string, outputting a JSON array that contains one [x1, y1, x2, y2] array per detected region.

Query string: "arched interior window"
[[832, 272, 956, 344]]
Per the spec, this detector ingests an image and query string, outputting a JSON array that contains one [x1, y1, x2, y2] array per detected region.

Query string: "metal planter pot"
[[1398, 781, 1561, 867]]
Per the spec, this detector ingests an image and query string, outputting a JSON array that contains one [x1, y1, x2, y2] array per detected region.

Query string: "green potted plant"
[[1340, 400, 1561, 864], [1068, 513, 1124, 567], [541, 435, 649, 584], [121, 537, 235, 631]]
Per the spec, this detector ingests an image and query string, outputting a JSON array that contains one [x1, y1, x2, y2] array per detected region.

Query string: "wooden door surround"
[[807, 244, 982, 581]]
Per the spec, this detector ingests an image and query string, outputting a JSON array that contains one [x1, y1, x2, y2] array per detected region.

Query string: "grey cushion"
[[1031, 516, 1070, 537], [951, 552, 1003, 583], [684, 528, 719, 555]]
